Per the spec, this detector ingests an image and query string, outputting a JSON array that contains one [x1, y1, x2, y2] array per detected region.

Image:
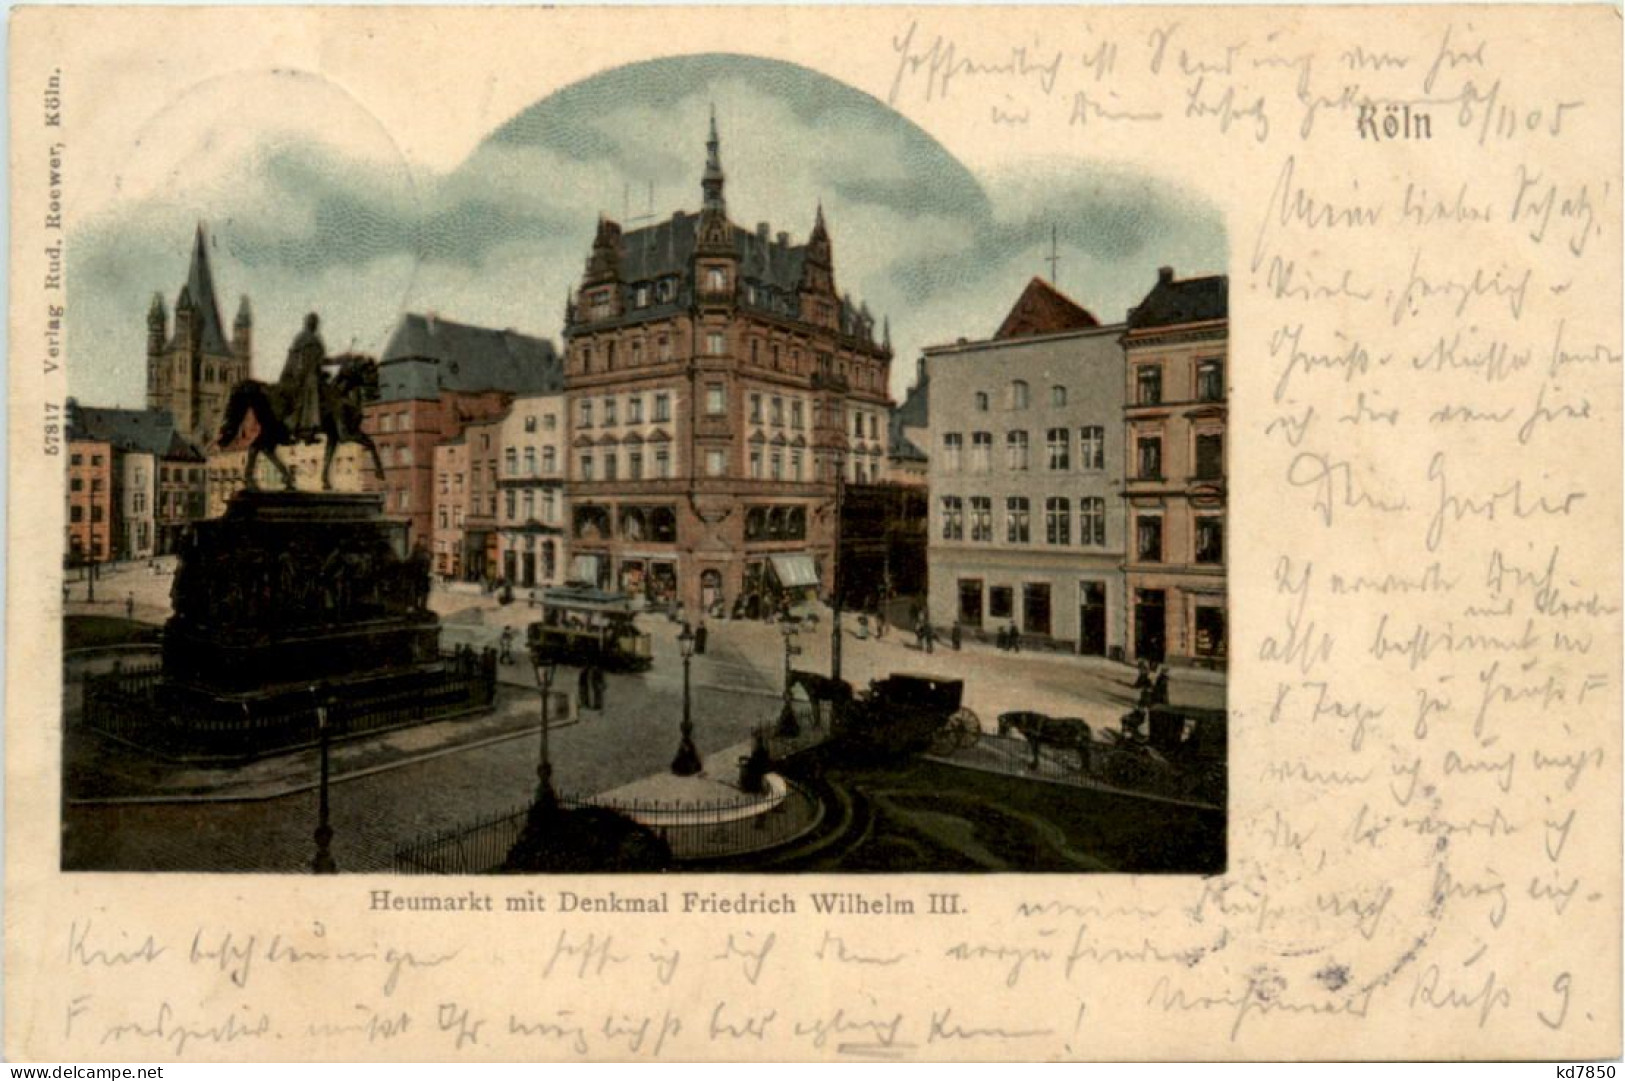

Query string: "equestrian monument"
[[87, 314, 494, 761]]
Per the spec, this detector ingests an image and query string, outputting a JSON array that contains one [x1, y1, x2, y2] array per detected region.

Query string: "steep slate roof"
[[168, 224, 234, 356], [66, 401, 203, 460], [994, 277, 1100, 340], [894, 369, 929, 431], [379, 313, 561, 401], [1127, 268, 1229, 330]]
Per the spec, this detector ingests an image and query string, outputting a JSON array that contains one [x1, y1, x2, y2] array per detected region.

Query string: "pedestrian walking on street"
[[923, 623, 935, 654], [876, 610, 887, 639], [126, 593, 135, 620], [1008, 623, 1021, 653], [499, 626, 516, 665], [951, 623, 962, 651], [578, 665, 593, 712], [590, 665, 607, 711], [1134, 661, 1154, 710], [694, 621, 708, 655], [1152, 663, 1170, 707], [856, 614, 869, 641]]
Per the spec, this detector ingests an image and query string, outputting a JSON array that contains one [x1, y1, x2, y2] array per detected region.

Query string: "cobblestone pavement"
[[63, 565, 1223, 872]]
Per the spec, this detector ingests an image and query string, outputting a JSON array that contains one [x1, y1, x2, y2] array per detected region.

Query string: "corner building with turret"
[[562, 115, 894, 617]]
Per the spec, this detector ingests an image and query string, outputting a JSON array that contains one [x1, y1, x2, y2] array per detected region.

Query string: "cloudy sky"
[[69, 53, 1226, 407]]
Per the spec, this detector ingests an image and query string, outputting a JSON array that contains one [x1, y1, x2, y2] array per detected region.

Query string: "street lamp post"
[[531, 656, 559, 812], [86, 531, 99, 604], [778, 617, 802, 737], [671, 623, 702, 775], [311, 687, 337, 874], [829, 457, 844, 681]]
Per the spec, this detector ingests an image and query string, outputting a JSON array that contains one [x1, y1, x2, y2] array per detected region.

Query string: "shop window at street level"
[[989, 586, 1014, 620]]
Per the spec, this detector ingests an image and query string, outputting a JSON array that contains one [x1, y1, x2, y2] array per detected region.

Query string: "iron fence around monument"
[[80, 650, 497, 761], [392, 780, 824, 873]]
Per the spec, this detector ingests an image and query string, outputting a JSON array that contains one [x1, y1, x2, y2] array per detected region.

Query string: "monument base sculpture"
[[85, 491, 495, 761]]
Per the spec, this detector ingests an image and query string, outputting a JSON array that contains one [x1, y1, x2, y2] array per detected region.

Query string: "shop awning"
[[769, 554, 820, 588], [568, 554, 602, 585]]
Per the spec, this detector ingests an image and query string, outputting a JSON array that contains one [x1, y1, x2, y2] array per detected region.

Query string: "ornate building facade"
[[561, 115, 893, 616], [496, 393, 567, 589], [146, 224, 252, 444], [1122, 267, 1229, 668]]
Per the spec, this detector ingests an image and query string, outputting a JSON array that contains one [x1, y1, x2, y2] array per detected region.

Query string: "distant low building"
[[366, 312, 561, 549], [67, 401, 206, 560], [66, 436, 114, 567]]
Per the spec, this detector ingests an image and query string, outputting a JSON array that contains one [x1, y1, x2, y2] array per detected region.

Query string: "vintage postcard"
[[6, 3, 1620, 1062]]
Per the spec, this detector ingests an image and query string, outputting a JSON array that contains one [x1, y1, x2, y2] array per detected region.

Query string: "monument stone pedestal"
[[92, 491, 494, 760]]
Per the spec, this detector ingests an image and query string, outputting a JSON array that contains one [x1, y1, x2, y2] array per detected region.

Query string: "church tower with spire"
[[145, 223, 253, 443]]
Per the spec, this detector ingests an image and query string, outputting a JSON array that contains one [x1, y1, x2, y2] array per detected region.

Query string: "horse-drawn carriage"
[[788, 670, 981, 757], [999, 704, 1226, 806]]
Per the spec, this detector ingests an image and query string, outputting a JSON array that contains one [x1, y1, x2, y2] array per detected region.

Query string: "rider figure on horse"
[[279, 312, 327, 445]]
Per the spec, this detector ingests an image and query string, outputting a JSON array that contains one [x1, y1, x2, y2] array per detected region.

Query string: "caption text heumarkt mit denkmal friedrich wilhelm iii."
[[368, 888, 963, 916]]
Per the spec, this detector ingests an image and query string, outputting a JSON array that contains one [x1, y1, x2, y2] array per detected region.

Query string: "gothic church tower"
[[145, 223, 253, 443]]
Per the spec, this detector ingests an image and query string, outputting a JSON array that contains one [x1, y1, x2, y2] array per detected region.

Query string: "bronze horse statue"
[[218, 356, 387, 492]]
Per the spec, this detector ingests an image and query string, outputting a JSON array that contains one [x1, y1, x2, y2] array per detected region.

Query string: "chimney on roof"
[[1158, 266, 1174, 284], [777, 231, 789, 248], [756, 222, 770, 241]]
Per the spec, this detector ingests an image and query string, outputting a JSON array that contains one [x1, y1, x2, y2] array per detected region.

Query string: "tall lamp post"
[[531, 656, 559, 813], [86, 530, 99, 604], [829, 455, 844, 681], [671, 623, 702, 775], [778, 617, 802, 737], [311, 686, 337, 874]]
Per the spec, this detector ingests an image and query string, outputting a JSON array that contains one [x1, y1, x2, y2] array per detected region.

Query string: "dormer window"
[[635, 285, 651, 308], [707, 267, 727, 293]]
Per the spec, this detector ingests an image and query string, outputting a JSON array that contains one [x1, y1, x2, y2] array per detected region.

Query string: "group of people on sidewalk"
[[1121, 660, 1172, 740]]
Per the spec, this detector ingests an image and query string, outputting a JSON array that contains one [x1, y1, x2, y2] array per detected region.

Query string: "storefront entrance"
[[1134, 588, 1167, 663], [1023, 583, 1052, 637], [1078, 581, 1107, 656]]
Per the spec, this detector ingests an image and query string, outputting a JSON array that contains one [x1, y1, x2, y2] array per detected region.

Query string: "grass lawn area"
[[64, 615, 161, 651]]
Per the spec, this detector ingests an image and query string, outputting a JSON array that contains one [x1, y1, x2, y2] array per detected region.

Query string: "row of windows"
[[941, 496, 1109, 547], [577, 448, 676, 483], [579, 335, 675, 373], [1134, 514, 1224, 564], [1135, 358, 1225, 406], [1134, 432, 1224, 481], [941, 428, 1107, 473], [578, 392, 674, 428], [437, 490, 562, 531], [502, 446, 559, 477], [971, 380, 1065, 413]]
